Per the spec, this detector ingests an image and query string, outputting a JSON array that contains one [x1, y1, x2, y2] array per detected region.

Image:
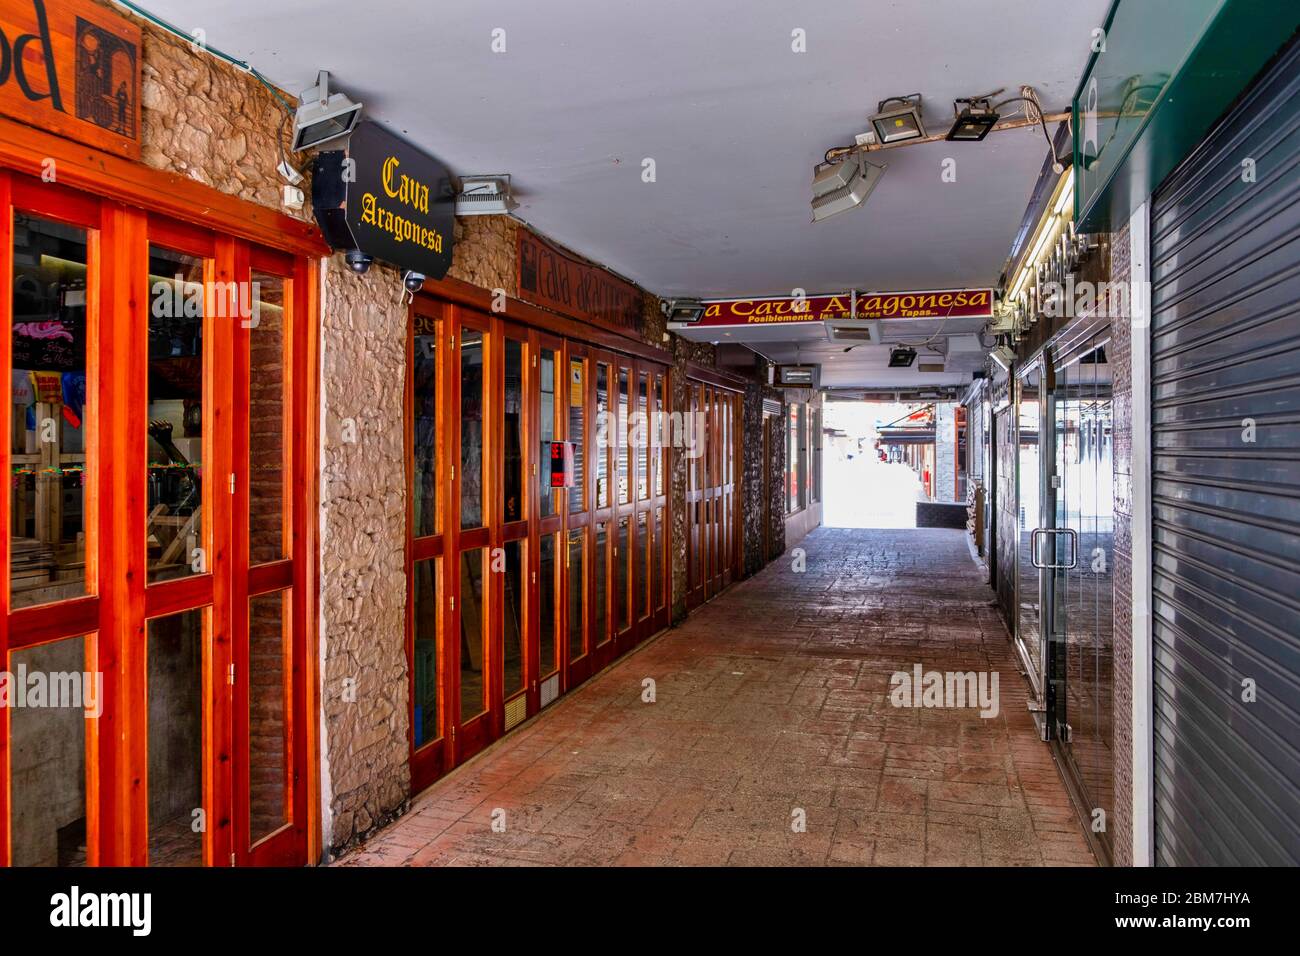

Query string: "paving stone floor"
[[337, 527, 1096, 867]]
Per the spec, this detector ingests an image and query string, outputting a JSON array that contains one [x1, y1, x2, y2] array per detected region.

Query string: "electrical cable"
[[991, 92, 1060, 165], [110, 0, 297, 171]]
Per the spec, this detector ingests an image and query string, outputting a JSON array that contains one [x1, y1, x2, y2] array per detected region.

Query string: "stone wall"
[[136, 22, 305, 220], [448, 215, 518, 295], [318, 258, 412, 853]]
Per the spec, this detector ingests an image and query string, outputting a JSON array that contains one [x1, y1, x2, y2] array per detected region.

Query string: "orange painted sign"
[[0, 0, 142, 159], [693, 289, 994, 327]]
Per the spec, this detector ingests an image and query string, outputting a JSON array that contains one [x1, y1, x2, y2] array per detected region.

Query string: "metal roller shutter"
[[1149, 37, 1300, 865]]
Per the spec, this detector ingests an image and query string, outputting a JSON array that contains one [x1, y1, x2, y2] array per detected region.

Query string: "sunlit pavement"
[[336, 527, 1094, 867], [823, 456, 922, 528]]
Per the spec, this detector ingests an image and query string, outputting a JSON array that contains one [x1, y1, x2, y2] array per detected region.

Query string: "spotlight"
[[345, 250, 372, 274], [292, 71, 363, 151], [403, 271, 427, 293], [946, 98, 1000, 142], [810, 151, 887, 223], [888, 347, 917, 368], [662, 298, 706, 323], [990, 345, 1016, 372], [868, 95, 926, 145]]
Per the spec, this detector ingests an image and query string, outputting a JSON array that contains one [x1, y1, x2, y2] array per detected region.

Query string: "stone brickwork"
[[1108, 223, 1134, 867], [318, 257, 412, 853], [447, 215, 518, 295], [137, 24, 306, 220]]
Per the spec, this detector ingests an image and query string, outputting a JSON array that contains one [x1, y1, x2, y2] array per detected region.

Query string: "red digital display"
[[549, 441, 575, 488]]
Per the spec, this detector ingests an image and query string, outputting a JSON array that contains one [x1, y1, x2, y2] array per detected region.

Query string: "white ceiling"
[[141, 0, 1109, 386]]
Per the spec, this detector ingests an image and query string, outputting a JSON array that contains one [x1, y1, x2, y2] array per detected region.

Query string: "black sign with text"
[[312, 121, 456, 278]]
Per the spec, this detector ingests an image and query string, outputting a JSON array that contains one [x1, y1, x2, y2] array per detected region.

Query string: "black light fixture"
[[868, 95, 926, 145], [888, 347, 917, 368], [662, 298, 706, 323], [946, 98, 1000, 142]]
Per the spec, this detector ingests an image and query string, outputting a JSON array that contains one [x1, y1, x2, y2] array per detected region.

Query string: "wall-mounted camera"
[[403, 271, 426, 293], [345, 249, 373, 274]]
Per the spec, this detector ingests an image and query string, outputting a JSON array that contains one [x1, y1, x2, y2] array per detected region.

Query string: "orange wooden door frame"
[[0, 167, 318, 868]]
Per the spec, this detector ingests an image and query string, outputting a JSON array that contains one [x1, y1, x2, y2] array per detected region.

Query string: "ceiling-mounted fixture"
[[989, 345, 1016, 373], [888, 347, 917, 368], [455, 175, 519, 216], [946, 98, 1000, 142], [663, 298, 706, 324], [292, 71, 363, 151], [867, 94, 926, 145], [811, 151, 887, 223]]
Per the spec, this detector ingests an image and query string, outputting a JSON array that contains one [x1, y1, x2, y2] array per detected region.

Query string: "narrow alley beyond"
[[338, 528, 1095, 867]]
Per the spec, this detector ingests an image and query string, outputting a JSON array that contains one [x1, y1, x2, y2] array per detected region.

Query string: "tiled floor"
[[337, 528, 1096, 867]]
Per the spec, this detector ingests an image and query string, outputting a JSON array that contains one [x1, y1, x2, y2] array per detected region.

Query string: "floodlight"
[[292, 71, 363, 151], [888, 347, 917, 368], [811, 152, 887, 222], [946, 98, 1000, 142], [869, 95, 926, 144], [663, 299, 706, 323]]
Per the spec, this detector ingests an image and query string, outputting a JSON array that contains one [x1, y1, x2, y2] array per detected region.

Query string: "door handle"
[[1030, 528, 1078, 569]]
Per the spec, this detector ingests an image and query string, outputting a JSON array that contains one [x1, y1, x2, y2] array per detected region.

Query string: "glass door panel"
[[638, 511, 650, 621], [7, 635, 93, 866], [568, 358, 586, 513], [595, 364, 610, 509], [654, 507, 665, 613], [1015, 362, 1044, 701], [247, 272, 287, 564], [567, 529, 586, 663], [617, 368, 630, 505], [458, 548, 488, 723], [146, 247, 207, 584], [1057, 341, 1115, 858], [503, 540, 525, 699], [412, 312, 440, 537], [503, 336, 526, 524], [247, 589, 291, 846], [460, 330, 485, 530], [539, 348, 559, 519], [146, 608, 206, 866], [593, 521, 610, 648], [538, 532, 559, 680], [10, 215, 92, 608], [616, 516, 630, 634], [412, 557, 442, 749]]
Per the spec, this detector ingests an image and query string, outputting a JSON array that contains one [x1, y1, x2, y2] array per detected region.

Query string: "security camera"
[[403, 271, 426, 293], [345, 249, 372, 274]]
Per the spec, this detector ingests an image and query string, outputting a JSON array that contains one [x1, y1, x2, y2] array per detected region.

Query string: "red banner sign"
[[691, 289, 994, 327]]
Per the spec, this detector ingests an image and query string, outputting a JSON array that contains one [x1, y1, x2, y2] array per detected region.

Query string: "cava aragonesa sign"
[[0, 0, 142, 159], [312, 120, 457, 279], [688, 289, 994, 328]]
